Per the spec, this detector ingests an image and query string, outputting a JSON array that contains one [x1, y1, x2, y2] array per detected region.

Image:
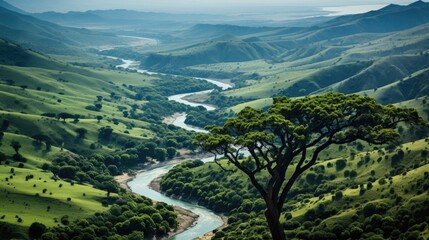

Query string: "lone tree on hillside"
[[10, 141, 21, 154], [75, 128, 87, 139], [96, 115, 103, 123], [196, 93, 426, 240], [58, 112, 74, 123]]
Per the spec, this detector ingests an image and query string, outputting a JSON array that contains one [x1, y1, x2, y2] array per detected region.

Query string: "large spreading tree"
[[196, 92, 426, 240]]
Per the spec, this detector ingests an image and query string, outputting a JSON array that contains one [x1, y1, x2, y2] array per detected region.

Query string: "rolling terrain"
[[161, 137, 429, 239], [0, 1, 428, 239], [133, 1, 429, 111], [0, 5, 141, 55], [0, 33, 208, 238]]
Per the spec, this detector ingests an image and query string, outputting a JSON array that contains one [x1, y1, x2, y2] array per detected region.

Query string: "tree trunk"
[[265, 201, 286, 240]]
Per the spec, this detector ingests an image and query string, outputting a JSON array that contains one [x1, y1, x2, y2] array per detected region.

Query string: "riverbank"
[[162, 112, 185, 125], [149, 174, 229, 240], [114, 151, 213, 192], [115, 170, 199, 239], [114, 152, 215, 239]]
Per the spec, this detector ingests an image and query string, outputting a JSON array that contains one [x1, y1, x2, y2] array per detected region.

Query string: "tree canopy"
[[196, 92, 426, 240]]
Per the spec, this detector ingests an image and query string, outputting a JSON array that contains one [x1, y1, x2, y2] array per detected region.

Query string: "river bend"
[[115, 57, 231, 239]]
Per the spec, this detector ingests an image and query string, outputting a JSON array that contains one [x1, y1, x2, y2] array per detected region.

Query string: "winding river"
[[114, 57, 232, 239]]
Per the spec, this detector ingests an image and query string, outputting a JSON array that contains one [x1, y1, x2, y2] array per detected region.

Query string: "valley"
[[0, 0, 428, 240]]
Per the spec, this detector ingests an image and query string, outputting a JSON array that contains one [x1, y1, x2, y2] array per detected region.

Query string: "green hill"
[[299, 0, 429, 43], [0, 6, 123, 55], [160, 137, 429, 239], [0, 37, 206, 238], [143, 35, 280, 70], [179, 24, 279, 40]]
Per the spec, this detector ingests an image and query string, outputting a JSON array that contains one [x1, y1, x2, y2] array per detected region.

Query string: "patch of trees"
[[98, 126, 113, 142], [0, 222, 28, 240], [119, 85, 190, 123], [124, 76, 215, 123], [40, 193, 178, 240], [207, 90, 252, 108], [128, 75, 216, 98], [184, 108, 235, 128], [51, 152, 119, 195]]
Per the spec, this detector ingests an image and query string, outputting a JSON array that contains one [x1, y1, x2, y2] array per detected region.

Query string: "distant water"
[[322, 4, 387, 16]]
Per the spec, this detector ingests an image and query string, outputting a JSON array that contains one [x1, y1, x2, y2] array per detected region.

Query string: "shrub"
[[334, 191, 343, 201], [29, 222, 46, 239], [335, 159, 347, 171]]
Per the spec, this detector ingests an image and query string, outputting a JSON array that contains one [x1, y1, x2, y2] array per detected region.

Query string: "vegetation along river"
[[114, 57, 232, 239]]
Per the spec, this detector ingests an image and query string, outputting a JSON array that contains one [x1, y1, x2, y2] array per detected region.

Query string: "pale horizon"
[[5, 0, 420, 14]]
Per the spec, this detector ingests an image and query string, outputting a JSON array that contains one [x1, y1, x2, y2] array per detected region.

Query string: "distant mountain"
[[32, 9, 225, 32], [32, 11, 104, 25], [0, 0, 26, 14], [299, 0, 429, 43], [143, 35, 280, 69], [0, 38, 64, 68], [0, 6, 121, 54], [141, 1, 429, 73], [179, 24, 279, 40]]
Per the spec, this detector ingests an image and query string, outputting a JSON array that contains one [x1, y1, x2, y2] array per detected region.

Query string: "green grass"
[[0, 165, 110, 227], [229, 98, 273, 113], [286, 138, 429, 222], [0, 134, 112, 228], [0, 56, 159, 153]]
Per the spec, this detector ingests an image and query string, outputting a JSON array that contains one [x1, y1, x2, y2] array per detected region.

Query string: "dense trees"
[[185, 109, 235, 128], [52, 152, 120, 195], [196, 93, 425, 240], [41, 194, 178, 239], [161, 137, 429, 239]]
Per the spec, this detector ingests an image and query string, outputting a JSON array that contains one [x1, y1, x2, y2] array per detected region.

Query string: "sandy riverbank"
[[114, 170, 199, 239], [162, 112, 185, 125], [149, 174, 228, 240], [114, 152, 216, 239]]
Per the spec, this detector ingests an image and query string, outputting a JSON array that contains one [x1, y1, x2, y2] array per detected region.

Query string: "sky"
[[6, 0, 419, 13]]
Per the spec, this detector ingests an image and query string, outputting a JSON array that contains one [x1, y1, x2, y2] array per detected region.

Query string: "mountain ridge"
[[0, 6, 124, 54]]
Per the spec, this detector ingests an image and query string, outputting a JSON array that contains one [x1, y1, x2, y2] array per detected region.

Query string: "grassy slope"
[[288, 138, 429, 218], [0, 42, 160, 233], [183, 21, 429, 107], [0, 42, 160, 153], [172, 137, 429, 238], [0, 133, 111, 227]]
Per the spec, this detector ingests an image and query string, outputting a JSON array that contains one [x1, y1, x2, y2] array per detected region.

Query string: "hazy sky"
[[6, 0, 418, 13]]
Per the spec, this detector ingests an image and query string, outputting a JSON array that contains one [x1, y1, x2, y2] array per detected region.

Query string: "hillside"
[[162, 3, 429, 110], [140, 1, 429, 74], [0, 39, 211, 154], [0, 38, 210, 238], [143, 35, 281, 70], [161, 137, 429, 239], [0, 1, 428, 239], [0, 6, 128, 55], [0, 0, 26, 14], [178, 24, 279, 40]]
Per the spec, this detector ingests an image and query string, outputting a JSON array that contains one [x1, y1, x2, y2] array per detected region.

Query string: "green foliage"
[[335, 159, 347, 171], [29, 222, 46, 239], [42, 194, 177, 239], [185, 108, 235, 128], [196, 92, 425, 239]]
